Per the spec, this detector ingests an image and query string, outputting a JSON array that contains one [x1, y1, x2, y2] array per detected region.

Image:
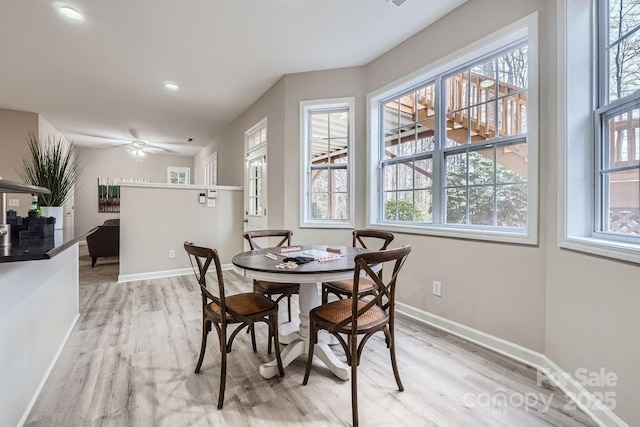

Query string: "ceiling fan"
[[127, 140, 166, 159]]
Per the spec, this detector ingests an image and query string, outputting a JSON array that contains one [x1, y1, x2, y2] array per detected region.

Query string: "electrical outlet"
[[432, 280, 442, 297], [8, 199, 19, 206], [168, 249, 175, 259]]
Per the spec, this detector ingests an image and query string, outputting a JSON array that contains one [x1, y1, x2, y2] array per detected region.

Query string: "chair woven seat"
[[311, 299, 388, 332], [321, 230, 394, 304], [254, 280, 299, 293], [323, 277, 376, 294], [206, 293, 278, 319]]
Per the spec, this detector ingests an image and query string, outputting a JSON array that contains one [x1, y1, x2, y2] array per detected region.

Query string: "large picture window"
[[595, 0, 640, 241], [369, 18, 537, 244], [301, 98, 355, 228]]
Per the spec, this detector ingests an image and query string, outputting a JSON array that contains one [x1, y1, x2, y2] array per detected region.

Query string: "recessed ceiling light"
[[59, 7, 83, 21], [163, 81, 179, 91]]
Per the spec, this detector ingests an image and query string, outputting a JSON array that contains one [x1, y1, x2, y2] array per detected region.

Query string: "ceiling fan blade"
[[144, 146, 166, 153]]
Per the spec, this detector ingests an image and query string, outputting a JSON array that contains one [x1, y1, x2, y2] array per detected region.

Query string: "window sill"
[[559, 236, 640, 265], [300, 221, 354, 230], [368, 222, 537, 245]]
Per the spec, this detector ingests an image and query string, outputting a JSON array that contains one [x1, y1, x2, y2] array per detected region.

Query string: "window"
[[204, 152, 218, 186], [300, 98, 355, 228], [560, 0, 640, 263], [167, 166, 190, 184], [595, 0, 640, 242], [368, 16, 537, 244]]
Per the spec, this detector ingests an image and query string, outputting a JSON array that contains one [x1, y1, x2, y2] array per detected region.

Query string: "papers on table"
[[276, 248, 343, 262]]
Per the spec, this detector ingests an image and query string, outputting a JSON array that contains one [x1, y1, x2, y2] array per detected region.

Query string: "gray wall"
[[194, 0, 640, 424], [75, 147, 193, 235], [0, 108, 39, 215]]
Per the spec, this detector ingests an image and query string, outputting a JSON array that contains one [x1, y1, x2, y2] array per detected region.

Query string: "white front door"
[[244, 145, 268, 232]]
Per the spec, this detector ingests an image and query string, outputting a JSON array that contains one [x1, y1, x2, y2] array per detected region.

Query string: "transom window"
[[368, 18, 537, 244], [300, 98, 355, 228], [596, 0, 640, 240]]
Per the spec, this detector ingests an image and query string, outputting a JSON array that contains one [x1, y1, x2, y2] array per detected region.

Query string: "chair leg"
[[302, 321, 316, 385], [351, 334, 359, 427], [218, 329, 228, 409], [250, 323, 257, 353], [271, 313, 284, 377], [268, 321, 273, 355], [321, 285, 328, 305], [389, 327, 404, 391], [287, 295, 292, 322], [195, 319, 209, 373]]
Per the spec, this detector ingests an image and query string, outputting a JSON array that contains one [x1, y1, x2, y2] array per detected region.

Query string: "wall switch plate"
[[207, 199, 216, 208], [432, 280, 442, 297], [8, 199, 19, 206], [208, 190, 218, 199], [168, 250, 175, 259]]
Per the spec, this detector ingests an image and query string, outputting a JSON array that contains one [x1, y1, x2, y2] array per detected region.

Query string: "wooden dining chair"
[[243, 230, 300, 324], [321, 230, 394, 304], [184, 242, 284, 409], [303, 245, 411, 427]]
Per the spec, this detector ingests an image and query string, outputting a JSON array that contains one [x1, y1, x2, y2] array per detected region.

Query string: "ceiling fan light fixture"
[[163, 81, 179, 91], [58, 6, 83, 21]]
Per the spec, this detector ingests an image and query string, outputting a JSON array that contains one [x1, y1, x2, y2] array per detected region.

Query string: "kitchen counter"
[[0, 227, 95, 263]]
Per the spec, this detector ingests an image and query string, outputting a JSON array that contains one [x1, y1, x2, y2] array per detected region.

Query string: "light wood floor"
[[25, 252, 596, 426]]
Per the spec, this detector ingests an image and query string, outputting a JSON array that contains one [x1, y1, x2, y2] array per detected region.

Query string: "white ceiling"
[[0, 0, 466, 157]]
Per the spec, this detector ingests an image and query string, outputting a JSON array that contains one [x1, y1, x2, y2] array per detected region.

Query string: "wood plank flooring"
[[24, 250, 596, 426]]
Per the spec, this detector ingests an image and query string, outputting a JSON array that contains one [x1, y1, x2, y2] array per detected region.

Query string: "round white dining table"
[[232, 245, 372, 381]]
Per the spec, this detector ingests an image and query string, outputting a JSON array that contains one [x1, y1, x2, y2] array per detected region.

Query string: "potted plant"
[[16, 133, 83, 229]]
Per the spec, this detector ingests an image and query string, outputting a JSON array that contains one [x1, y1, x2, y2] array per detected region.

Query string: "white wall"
[[0, 108, 39, 216], [119, 185, 243, 279], [74, 147, 193, 236], [0, 245, 79, 427]]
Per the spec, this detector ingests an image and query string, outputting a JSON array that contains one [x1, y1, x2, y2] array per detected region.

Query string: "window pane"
[[497, 184, 528, 227], [446, 70, 470, 112], [311, 169, 328, 193], [384, 101, 400, 132], [384, 131, 399, 159], [609, 0, 640, 45], [470, 101, 497, 141], [472, 58, 497, 101], [606, 106, 640, 167], [331, 168, 348, 192], [498, 94, 527, 137], [414, 158, 433, 189], [469, 186, 495, 225], [468, 148, 495, 185], [446, 152, 467, 186], [311, 193, 328, 219], [416, 84, 436, 119], [416, 119, 435, 153], [497, 45, 528, 90], [331, 193, 348, 220], [446, 111, 469, 147], [397, 126, 415, 157], [399, 93, 416, 127], [604, 169, 640, 235], [397, 191, 414, 221], [398, 161, 414, 190], [414, 189, 432, 222], [383, 192, 397, 221], [446, 187, 467, 224], [496, 143, 528, 183], [329, 112, 348, 138], [382, 163, 397, 191], [329, 138, 348, 163]]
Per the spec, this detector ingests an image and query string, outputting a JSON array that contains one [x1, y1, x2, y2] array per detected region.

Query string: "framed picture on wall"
[[168, 166, 190, 184], [98, 177, 150, 212]]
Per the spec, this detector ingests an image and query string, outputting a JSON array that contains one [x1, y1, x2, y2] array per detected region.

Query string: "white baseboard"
[[17, 313, 80, 427], [117, 263, 235, 283], [396, 302, 628, 427]]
